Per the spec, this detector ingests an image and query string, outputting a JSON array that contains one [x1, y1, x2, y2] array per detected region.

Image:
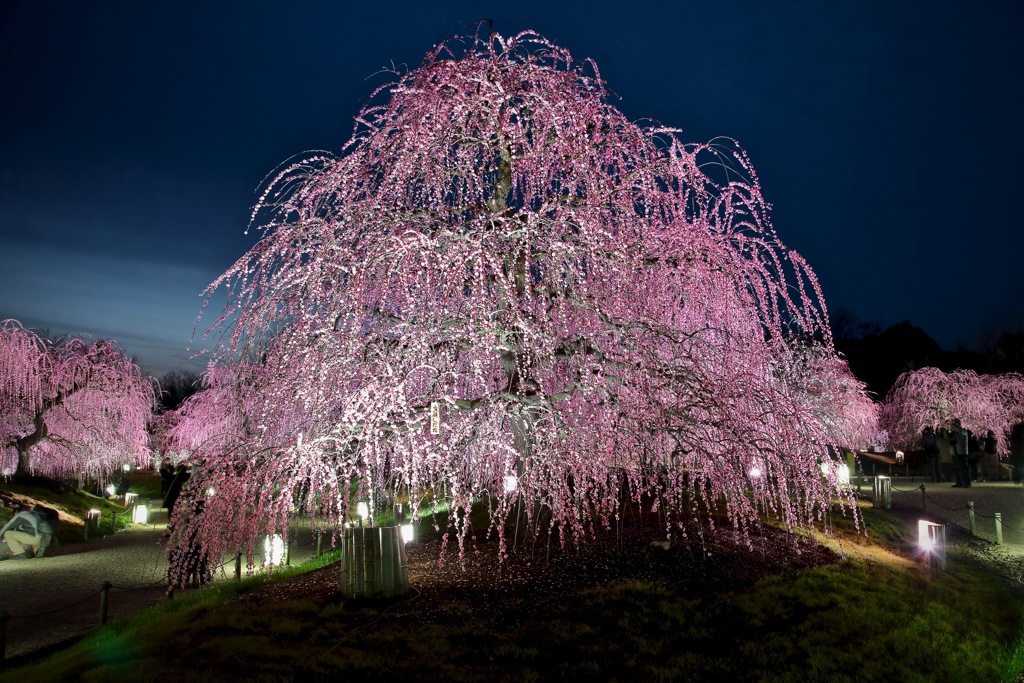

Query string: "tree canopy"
[[881, 367, 1024, 452], [175, 31, 870, 573], [0, 319, 154, 479]]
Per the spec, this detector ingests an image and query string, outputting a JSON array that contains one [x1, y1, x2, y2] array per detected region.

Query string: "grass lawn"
[[2, 489, 1023, 682]]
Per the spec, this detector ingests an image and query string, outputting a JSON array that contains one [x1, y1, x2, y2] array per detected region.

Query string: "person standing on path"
[[1011, 421, 1024, 484], [944, 418, 971, 488], [921, 426, 941, 482]]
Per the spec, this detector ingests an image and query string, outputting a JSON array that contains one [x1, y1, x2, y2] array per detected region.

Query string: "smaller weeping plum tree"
[[881, 367, 1024, 453], [781, 343, 879, 452], [0, 319, 155, 479], [184, 31, 870, 572]]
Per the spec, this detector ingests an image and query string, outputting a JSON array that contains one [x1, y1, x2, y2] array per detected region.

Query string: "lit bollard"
[[132, 504, 149, 525], [84, 509, 101, 541], [968, 501, 976, 536], [99, 581, 112, 625], [873, 475, 891, 509], [918, 520, 947, 571], [995, 513, 1003, 545]]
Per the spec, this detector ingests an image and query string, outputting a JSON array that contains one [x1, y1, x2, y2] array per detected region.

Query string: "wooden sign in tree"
[[180, 31, 868, 574], [0, 319, 154, 480]]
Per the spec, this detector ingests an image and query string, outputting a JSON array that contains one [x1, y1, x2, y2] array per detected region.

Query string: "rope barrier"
[[5, 589, 104, 620], [882, 479, 1024, 536]]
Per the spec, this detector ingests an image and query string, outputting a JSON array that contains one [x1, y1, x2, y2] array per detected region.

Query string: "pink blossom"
[[178, 31, 867, 573]]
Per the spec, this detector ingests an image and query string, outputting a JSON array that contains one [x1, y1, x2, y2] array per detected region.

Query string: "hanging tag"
[[430, 401, 440, 434]]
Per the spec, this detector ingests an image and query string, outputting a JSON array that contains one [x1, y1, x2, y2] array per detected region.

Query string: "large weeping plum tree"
[[881, 367, 1024, 454], [178, 31, 871, 573], [0, 319, 155, 479]]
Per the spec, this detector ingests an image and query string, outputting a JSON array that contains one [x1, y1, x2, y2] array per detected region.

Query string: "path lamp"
[[263, 534, 286, 566], [873, 475, 892, 509], [820, 461, 851, 488], [356, 502, 370, 526], [132, 504, 149, 525], [502, 474, 519, 494], [918, 520, 947, 570]]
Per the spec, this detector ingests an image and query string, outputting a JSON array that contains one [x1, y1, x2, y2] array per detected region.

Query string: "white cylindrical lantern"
[[873, 475, 892, 509], [263, 533, 286, 566], [132, 504, 149, 524], [917, 520, 946, 570]]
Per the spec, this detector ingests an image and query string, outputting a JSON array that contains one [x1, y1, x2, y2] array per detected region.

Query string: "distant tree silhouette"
[[158, 370, 202, 411], [840, 320, 940, 398], [981, 330, 1024, 375]]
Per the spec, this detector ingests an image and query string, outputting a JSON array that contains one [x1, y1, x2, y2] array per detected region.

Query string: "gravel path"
[[0, 525, 169, 661], [0, 519, 320, 663]]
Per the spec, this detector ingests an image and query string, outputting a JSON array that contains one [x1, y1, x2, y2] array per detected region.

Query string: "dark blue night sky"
[[2, 1, 1022, 377]]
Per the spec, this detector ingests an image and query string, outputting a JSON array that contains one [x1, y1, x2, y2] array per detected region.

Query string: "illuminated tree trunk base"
[[339, 526, 409, 598]]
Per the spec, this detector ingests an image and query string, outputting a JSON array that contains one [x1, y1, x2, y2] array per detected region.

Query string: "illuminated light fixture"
[[263, 534, 286, 566], [873, 475, 892, 509], [356, 502, 369, 521], [124, 492, 138, 506], [122, 463, 132, 473], [132, 504, 149, 524], [106, 484, 116, 496], [401, 524, 414, 544], [87, 508, 101, 523], [748, 466, 762, 479], [895, 450, 905, 465], [503, 474, 519, 494], [918, 520, 947, 570], [205, 487, 216, 497], [819, 461, 850, 487]]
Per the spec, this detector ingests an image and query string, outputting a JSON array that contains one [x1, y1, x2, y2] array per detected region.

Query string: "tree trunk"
[[15, 446, 32, 478], [14, 410, 48, 477]]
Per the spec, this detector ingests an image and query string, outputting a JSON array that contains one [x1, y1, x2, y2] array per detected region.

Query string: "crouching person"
[[0, 505, 57, 560]]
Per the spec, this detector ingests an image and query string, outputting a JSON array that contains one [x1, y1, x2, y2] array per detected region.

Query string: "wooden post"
[[316, 531, 323, 559], [381, 527, 395, 596], [921, 484, 927, 512], [340, 529, 351, 596], [99, 582, 112, 626], [364, 527, 378, 597], [354, 527, 365, 597], [968, 501, 976, 536], [995, 513, 1003, 545], [398, 525, 410, 590]]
